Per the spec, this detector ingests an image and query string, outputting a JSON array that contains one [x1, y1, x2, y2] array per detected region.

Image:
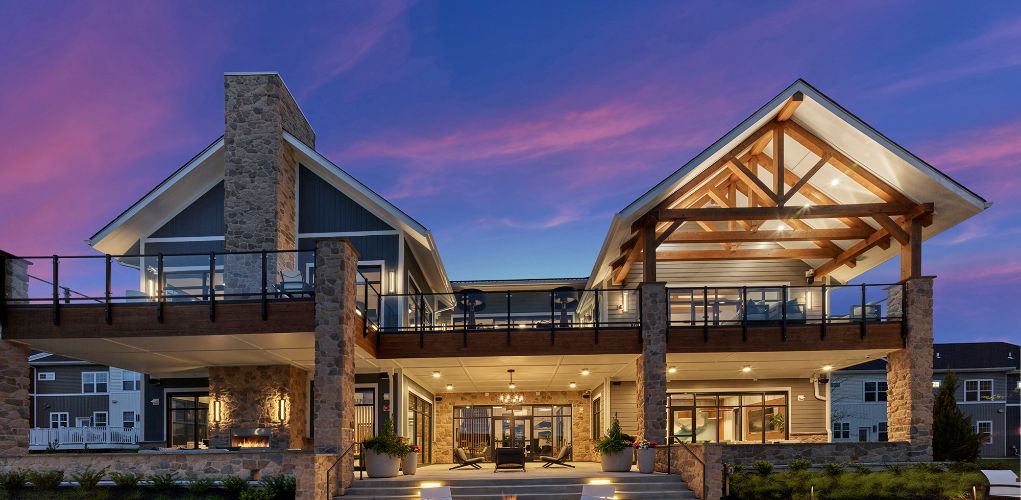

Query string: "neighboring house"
[[832, 342, 1020, 457], [28, 352, 144, 450]]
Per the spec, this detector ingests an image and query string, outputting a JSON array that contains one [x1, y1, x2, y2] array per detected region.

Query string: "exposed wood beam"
[[773, 125, 785, 200], [781, 153, 830, 204], [659, 203, 915, 222], [654, 220, 684, 247], [612, 237, 643, 285], [775, 91, 803, 122], [753, 154, 873, 233], [727, 158, 778, 204], [900, 219, 922, 280], [814, 203, 933, 278], [642, 223, 657, 283], [663, 228, 872, 243], [873, 214, 909, 245], [784, 121, 912, 205], [657, 248, 839, 261]]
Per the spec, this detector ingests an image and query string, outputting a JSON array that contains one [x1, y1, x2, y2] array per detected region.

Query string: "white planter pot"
[[637, 448, 656, 474], [364, 449, 401, 478], [402, 452, 418, 475], [599, 449, 633, 472]]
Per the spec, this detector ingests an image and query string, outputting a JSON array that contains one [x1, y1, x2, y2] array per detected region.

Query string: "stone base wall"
[[0, 450, 319, 498], [208, 365, 309, 450], [0, 341, 30, 455], [789, 432, 829, 443], [637, 282, 667, 441], [656, 443, 719, 500], [433, 391, 594, 464]]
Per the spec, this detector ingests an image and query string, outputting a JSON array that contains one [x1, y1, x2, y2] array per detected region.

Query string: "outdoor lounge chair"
[[581, 484, 615, 500], [449, 447, 483, 470], [493, 447, 526, 472], [276, 270, 309, 297], [539, 443, 573, 468]]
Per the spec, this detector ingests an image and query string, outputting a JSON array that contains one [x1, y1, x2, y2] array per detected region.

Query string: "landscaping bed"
[[0, 468, 296, 500], [726, 460, 989, 500]]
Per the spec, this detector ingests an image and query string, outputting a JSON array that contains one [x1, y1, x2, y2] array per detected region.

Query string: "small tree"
[[933, 372, 984, 462], [594, 416, 635, 455]]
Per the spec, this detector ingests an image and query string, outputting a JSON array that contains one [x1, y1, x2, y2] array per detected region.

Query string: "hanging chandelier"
[[498, 369, 525, 404]]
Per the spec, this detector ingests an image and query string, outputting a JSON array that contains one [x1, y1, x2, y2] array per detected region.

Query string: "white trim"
[[143, 236, 225, 243], [32, 393, 110, 397], [82, 371, 109, 394], [975, 420, 993, 444], [963, 379, 994, 402], [90, 138, 224, 246], [37, 372, 55, 381], [139, 174, 223, 242], [355, 383, 379, 436], [50, 412, 70, 429], [93, 411, 108, 427], [298, 231, 399, 238]]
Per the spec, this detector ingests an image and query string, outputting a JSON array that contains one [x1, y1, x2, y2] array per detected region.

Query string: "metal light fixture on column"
[[498, 369, 524, 404]]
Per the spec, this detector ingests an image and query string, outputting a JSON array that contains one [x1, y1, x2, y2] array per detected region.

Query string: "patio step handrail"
[[666, 436, 707, 500], [324, 441, 361, 499]]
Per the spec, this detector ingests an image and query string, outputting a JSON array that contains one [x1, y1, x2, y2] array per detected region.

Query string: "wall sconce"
[[277, 398, 286, 422], [388, 271, 396, 293], [213, 400, 222, 423], [621, 292, 629, 312]]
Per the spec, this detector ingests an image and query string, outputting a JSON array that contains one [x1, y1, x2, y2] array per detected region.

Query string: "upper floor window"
[[864, 381, 887, 402], [37, 372, 55, 381], [122, 371, 142, 391], [82, 372, 109, 394], [964, 380, 993, 402], [832, 422, 850, 439]]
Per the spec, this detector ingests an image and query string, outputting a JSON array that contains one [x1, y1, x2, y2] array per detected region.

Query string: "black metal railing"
[[665, 435, 707, 500], [355, 271, 380, 337], [666, 283, 905, 341], [374, 288, 641, 337], [324, 441, 362, 498]]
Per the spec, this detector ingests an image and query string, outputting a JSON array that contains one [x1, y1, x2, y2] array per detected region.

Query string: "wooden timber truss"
[[611, 92, 934, 285]]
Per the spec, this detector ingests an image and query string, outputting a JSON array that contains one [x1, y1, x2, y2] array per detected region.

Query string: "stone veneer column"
[[886, 277, 934, 461], [222, 73, 316, 294], [0, 251, 31, 454], [207, 365, 309, 450], [313, 238, 358, 497], [636, 282, 668, 442]]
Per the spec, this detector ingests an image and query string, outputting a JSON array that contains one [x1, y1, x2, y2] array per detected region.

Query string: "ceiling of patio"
[[362, 348, 893, 395]]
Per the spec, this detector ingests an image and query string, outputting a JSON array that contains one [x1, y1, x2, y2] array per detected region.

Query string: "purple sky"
[[1, 1, 1019, 343]]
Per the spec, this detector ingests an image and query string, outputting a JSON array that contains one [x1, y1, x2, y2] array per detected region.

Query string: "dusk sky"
[[1, 1, 1018, 343]]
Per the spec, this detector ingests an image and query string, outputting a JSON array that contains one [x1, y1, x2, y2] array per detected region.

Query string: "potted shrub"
[[402, 444, 421, 475], [594, 417, 634, 472], [362, 419, 410, 478], [633, 439, 657, 473]]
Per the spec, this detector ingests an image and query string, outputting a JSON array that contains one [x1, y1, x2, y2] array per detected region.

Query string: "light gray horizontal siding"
[[609, 381, 638, 436], [624, 260, 811, 288]]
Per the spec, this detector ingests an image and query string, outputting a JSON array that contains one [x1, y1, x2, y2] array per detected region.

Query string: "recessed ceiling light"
[[742, 366, 752, 373], [446, 384, 453, 391], [822, 365, 833, 372], [668, 367, 677, 374], [569, 382, 577, 389], [581, 369, 590, 376], [830, 178, 840, 186], [432, 371, 441, 378]]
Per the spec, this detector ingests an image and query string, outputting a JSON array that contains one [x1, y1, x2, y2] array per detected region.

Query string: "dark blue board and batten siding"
[[148, 181, 226, 238], [298, 166, 394, 233]]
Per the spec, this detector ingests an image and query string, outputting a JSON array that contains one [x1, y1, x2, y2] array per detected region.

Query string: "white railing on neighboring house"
[[29, 426, 140, 450]]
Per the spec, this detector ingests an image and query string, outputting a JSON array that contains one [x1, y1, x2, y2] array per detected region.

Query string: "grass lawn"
[[978, 458, 1020, 475]]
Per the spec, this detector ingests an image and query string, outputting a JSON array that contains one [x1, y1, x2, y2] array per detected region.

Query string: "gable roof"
[[587, 79, 989, 287], [839, 342, 1020, 372]]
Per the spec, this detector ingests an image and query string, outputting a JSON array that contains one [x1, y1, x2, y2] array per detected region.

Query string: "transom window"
[[832, 422, 850, 439], [122, 371, 142, 391], [864, 381, 887, 402], [82, 372, 109, 393], [964, 380, 993, 402]]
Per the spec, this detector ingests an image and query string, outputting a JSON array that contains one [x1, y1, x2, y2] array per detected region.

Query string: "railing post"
[[52, 255, 60, 325], [157, 254, 164, 323], [820, 284, 827, 340], [462, 292, 468, 348], [781, 285, 788, 342], [550, 290, 556, 344], [593, 290, 600, 344], [860, 283, 867, 339], [418, 293, 424, 348], [209, 252, 216, 322], [506, 291, 512, 346], [741, 286, 748, 342], [702, 286, 708, 343], [105, 254, 112, 325], [261, 250, 268, 321], [363, 274, 369, 338]]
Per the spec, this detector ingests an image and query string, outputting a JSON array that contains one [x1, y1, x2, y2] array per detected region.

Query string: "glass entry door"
[[494, 417, 531, 453], [167, 393, 209, 449]]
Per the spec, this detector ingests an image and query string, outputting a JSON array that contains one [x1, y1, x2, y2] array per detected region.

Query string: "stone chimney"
[[222, 73, 315, 294]]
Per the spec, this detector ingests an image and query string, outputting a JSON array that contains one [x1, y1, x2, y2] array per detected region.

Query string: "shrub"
[[28, 469, 64, 491], [851, 463, 872, 475], [71, 465, 108, 490], [109, 471, 141, 489], [593, 417, 635, 455], [786, 458, 811, 472], [0, 469, 28, 492], [752, 460, 773, 476], [886, 464, 903, 475], [260, 474, 296, 500], [912, 462, 945, 473], [222, 475, 251, 497], [239, 488, 275, 500], [147, 472, 178, 491], [821, 461, 846, 476], [948, 461, 980, 473], [362, 418, 411, 458], [933, 372, 984, 462], [187, 477, 215, 495]]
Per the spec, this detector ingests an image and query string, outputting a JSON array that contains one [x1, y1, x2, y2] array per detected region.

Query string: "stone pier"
[[886, 276, 935, 461], [0, 251, 31, 455], [636, 282, 668, 442]]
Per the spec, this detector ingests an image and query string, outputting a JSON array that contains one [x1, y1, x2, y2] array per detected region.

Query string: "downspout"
[[814, 374, 831, 441]]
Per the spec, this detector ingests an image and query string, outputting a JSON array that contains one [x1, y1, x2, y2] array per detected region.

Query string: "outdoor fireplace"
[[231, 428, 272, 449]]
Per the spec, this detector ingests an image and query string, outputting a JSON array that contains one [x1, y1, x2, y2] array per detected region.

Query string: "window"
[[75, 417, 91, 427], [50, 412, 69, 428], [975, 421, 992, 444], [82, 372, 109, 393], [858, 427, 869, 442], [122, 411, 136, 429], [864, 381, 887, 402], [592, 397, 602, 440], [93, 411, 108, 427], [878, 422, 888, 442], [122, 371, 142, 391], [832, 422, 850, 439], [964, 380, 993, 401], [37, 372, 55, 381]]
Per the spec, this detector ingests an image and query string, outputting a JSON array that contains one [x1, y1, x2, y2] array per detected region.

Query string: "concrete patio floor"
[[359, 461, 669, 483]]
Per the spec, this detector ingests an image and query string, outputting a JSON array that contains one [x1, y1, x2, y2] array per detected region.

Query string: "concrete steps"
[[340, 474, 694, 499]]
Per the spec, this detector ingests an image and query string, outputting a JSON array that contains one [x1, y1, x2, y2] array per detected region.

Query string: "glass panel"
[[672, 409, 693, 441]]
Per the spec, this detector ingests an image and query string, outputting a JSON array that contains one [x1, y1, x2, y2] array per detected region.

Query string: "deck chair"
[[539, 443, 574, 468], [449, 447, 483, 470], [493, 447, 526, 473], [277, 270, 307, 297], [420, 485, 453, 500], [581, 484, 615, 500]]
